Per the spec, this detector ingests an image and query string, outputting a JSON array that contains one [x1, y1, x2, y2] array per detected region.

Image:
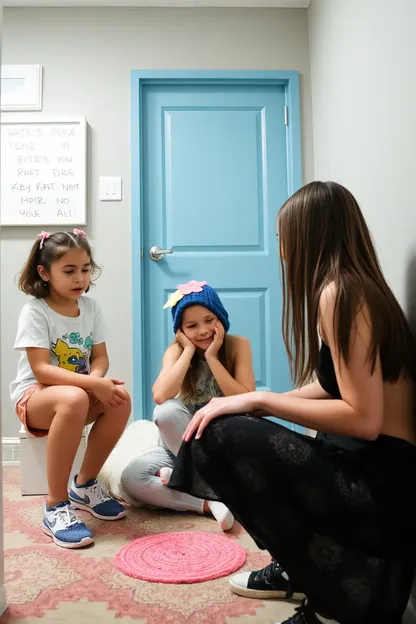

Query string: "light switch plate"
[[99, 176, 122, 201]]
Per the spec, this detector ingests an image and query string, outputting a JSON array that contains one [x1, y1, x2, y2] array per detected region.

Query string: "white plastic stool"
[[19, 424, 87, 496]]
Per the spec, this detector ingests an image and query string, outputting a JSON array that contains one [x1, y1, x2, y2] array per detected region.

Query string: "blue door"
[[132, 72, 302, 429]]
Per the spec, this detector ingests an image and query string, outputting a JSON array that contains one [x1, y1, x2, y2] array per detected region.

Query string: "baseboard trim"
[[0, 584, 6, 615], [2, 437, 20, 466]]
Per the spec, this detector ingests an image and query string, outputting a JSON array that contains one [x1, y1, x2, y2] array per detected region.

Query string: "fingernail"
[[195, 434, 200, 439]]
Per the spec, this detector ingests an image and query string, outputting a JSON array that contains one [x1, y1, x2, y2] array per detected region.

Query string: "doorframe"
[[130, 70, 302, 420]]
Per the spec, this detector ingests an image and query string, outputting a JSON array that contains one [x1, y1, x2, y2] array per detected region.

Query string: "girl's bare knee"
[[119, 388, 131, 406], [120, 392, 132, 418], [56, 386, 90, 415], [110, 391, 131, 423], [91, 390, 131, 425]]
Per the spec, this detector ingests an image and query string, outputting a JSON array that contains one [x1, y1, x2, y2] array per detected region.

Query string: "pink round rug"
[[115, 531, 246, 584]]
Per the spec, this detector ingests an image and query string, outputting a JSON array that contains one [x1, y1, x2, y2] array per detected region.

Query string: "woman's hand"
[[176, 330, 196, 354], [182, 393, 257, 441], [205, 321, 225, 359]]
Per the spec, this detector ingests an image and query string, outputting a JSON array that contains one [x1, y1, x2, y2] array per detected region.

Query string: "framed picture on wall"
[[1, 64, 43, 111]]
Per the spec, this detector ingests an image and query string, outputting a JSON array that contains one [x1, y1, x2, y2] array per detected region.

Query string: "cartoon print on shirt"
[[69, 332, 83, 346], [84, 334, 93, 351], [52, 339, 89, 374]]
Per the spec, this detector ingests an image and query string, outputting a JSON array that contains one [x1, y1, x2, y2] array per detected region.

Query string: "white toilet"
[[19, 424, 87, 496]]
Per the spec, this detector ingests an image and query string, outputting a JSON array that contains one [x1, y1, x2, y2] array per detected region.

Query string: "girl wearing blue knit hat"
[[121, 280, 255, 530]]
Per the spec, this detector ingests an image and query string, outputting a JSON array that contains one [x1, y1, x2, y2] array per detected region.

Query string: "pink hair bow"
[[37, 231, 50, 249], [73, 228, 87, 239]]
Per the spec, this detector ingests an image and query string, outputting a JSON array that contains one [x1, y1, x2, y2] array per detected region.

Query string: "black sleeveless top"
[[316, 340, 373, 452], [317, 340, 342, 399]]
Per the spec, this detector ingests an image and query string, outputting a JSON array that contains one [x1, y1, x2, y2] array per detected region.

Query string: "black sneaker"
[[276, 601, 338, 624], [229, 561, 305, 601]]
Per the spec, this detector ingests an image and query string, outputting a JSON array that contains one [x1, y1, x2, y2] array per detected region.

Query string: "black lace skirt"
[[168, 415, 416, 624]]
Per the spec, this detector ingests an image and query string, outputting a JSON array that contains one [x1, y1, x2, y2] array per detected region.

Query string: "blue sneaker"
[[42, 501, 94, 549], [69, 476, 126, 520]]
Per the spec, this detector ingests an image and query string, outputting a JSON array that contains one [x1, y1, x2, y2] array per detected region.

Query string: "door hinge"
[[284, 105, 289, 126], [141, 247, 144, 260]]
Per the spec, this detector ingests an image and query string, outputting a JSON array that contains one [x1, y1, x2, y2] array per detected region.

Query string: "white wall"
[[0, 3, 7, 615], [1, 7, 314, 436], [308, 0, 416, 317]]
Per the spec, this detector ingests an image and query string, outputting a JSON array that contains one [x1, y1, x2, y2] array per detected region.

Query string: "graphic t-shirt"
[[10, 296, 106, 406], [182, 360, 224, 414]]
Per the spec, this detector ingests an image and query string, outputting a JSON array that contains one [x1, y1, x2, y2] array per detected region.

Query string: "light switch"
[[99, 177, 122, 201]]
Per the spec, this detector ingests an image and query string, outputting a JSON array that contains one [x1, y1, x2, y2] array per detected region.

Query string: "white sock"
[[159, 467, 173, 486], [207, 501, 234, 531]]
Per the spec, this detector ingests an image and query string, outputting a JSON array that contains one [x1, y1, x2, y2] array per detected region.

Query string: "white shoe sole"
[[229, 578, 305, 601], [69, 498, 126, 520], [42, 524, 94, 549]]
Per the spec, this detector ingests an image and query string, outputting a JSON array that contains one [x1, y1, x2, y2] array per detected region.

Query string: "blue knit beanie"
[[164, 281, 230, 333]]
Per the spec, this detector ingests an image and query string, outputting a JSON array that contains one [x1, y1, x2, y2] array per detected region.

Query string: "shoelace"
[[52, 504, 81, 528], [257, 560, 282, 584], [290, 600, 311, 623], [90, 482, 111, 502], [268, 561, 282, 580]]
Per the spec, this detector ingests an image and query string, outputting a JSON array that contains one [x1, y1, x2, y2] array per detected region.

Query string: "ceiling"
[[4, 0, 310, 7]]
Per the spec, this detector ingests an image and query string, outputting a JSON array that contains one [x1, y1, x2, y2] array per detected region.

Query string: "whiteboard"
[[1, 116, 87, 226]]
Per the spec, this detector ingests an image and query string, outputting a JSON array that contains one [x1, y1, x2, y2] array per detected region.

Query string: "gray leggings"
[[121, 399, 204, 513]]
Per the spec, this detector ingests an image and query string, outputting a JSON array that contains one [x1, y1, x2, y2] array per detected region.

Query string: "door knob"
[[149, 246, 173, 262]]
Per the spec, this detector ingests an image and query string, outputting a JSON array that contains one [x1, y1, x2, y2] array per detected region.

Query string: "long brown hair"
[[18, 231, 101, 298], [278, 181, 416, 387], [178, 335, 236, 404]]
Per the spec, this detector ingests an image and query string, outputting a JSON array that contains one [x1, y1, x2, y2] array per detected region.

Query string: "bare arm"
[[27, 347, 99, 391], [27, 346, 127, 407], [89, 342, 109, 378], [283, 379, 331, 400], [249, 379, 330, 418], [206, 337, 256, 396], [152, 343, 194, 404], [253, 288, 383, 440]]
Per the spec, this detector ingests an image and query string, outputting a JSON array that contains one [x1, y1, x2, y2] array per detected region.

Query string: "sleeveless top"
[[316, 340, 373, 452], [182, 360, 223, 414]]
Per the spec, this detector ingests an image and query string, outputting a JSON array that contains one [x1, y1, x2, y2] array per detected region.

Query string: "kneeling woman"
[[169, 183, 416, 624], [121, 281, 255, 531]]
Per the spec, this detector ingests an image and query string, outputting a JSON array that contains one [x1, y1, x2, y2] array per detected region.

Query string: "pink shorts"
[[15, 384, 98, 438]]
